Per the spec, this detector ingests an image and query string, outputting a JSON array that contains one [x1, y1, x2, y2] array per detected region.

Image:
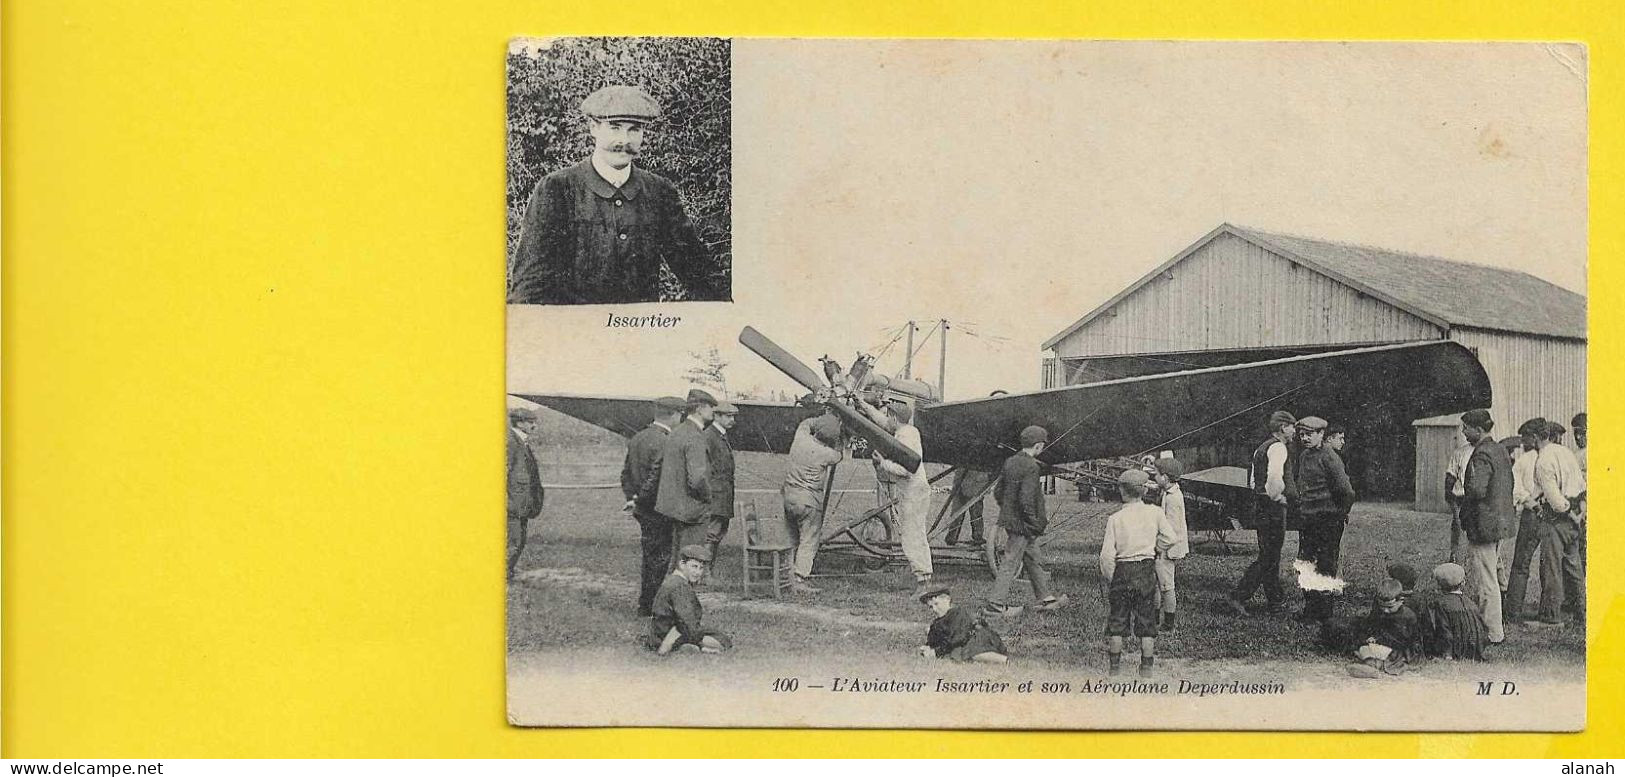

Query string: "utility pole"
[[938, 319, 949, 399], [903, 320, 916, 379]]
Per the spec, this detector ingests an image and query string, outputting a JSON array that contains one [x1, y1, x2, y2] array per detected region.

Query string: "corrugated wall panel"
[[1446, 328, 1587, 434], [1051, 233, 1443, 358]]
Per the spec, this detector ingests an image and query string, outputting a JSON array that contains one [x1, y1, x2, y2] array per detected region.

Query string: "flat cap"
[[508, 407, 537, 422], [1499, 435, 1524, 452], [654, 396, 686, 412], [1296, 416, 1328, 431], [1518, 417, 1548, 437], [1431, 562, 1466, 589], [1154, 457, 1184, 479], [687, 388, 718, 406], [1019, 425, 1049, 448], [917, 584, 952, 603], [1269, 410, 1297, 428], [678, 544, 713, 563], [1118, 469, 1150, 487], [1460, 409, 1494, 431], [1571, 412, 1587, 430], [580, 85, 661, 122], [714, 400, 739, 414]]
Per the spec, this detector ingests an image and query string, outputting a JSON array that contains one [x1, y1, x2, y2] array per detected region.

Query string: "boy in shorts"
[[1100, 469, 1178, 676]]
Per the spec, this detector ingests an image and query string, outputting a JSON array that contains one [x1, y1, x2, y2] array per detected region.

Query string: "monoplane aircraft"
[[518, 326, 1490, 572]]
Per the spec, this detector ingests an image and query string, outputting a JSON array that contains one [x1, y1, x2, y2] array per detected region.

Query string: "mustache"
[[605, 143, 641, 156]]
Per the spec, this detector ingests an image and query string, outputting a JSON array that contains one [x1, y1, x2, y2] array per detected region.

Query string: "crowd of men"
[[508, 393, 1586, 666]]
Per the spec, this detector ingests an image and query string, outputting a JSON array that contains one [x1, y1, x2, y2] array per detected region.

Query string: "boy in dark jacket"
[[1342, 579, 1420, 678], [983, 425, 1069, 616], [918, 586, 1008, 663], [1420, 562, 1487, 661]]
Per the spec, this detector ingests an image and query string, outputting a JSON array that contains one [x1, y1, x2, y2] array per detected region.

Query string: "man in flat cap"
[[506, 407, 545, 580], [702, 400, 739, 560], [985, 425, 1069, 617], [621, 395, 686, 616], [509, 85, 721, 305], [647, 544, 732, 655], [656, 389, 719, 560], [1227, 409, 1299, 615], [1292, 416, 1355, 623], [858, 396, 934, 598], [1457, 409, 1511, 643]]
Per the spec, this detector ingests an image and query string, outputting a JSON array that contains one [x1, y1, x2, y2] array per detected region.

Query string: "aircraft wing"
[[915, 340, 1490, 469], [514, 393, 820, 454]]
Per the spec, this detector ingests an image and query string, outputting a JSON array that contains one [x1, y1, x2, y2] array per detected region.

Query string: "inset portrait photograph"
[[506, 37, 732, 305]]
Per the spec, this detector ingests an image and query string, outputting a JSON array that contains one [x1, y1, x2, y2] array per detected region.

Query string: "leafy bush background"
[[506, 37, 731, 301]]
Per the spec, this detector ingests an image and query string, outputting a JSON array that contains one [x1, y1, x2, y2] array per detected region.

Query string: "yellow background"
[[3, 0, 1621, 758]]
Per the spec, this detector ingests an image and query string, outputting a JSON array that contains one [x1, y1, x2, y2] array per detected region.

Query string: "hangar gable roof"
[[1042, 223, 1587, 349]]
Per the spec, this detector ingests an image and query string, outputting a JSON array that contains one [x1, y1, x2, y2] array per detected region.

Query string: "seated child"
[[1420, 562, 1486, 661], [646, 545, 733, 655], [918, 586, 1008, 663], [1100, 469, 1178, 677], [1341, 579, 1421, 678]]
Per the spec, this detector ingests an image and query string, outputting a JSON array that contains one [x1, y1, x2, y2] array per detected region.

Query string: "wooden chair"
[[740, 500, 794, 598]]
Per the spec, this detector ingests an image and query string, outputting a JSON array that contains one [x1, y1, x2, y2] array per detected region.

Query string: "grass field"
[[509, 438, 1585, 686]]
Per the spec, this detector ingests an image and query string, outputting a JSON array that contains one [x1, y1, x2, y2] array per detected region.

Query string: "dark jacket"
[[995, 451, 1047, 536], [648, 572, 705, 645], [1296, 446, 1355, 519], [655, 418, 712, 524], [1460, 434, 1514, 544], [704, 425, 736, 519], [506, 428, 543, 521], [508, 160, 722, 305], [620, 422, 670, 511], [926, 606, 1007, 660]]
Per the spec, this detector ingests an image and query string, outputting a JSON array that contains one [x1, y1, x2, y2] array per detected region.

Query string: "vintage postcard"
[[505, 39, 1587, 730]]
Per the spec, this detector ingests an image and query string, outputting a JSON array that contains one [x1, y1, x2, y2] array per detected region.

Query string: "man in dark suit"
[[621, 395, 686, 616], [1459, 409, 1513, 643], [507, 408, 545, 580], [702, 400, 738, 560], [507, 85, 722, 305], [656, 389, 718, 560]]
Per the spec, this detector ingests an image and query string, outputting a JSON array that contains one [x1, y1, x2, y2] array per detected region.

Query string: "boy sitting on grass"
[[646, 544, 733, 655], [918, 586, 1009, 663], [1420, 562, 1487, 661], [1340, 578, 1421, 678]]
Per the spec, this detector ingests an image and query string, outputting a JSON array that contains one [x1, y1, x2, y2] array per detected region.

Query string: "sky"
[[509, 40, 1587, 402]]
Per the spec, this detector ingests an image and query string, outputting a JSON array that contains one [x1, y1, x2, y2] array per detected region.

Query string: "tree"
[[684, 347, 729, 395]]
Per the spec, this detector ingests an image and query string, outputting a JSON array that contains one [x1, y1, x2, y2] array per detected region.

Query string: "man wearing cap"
[[1101, 468, 1179, 677], [1504, 418, 1550, 622], [508, 85, 720, 305], [1457, 409, 1511, 643], [507, 407, 545, 580], [1293, 416, 1356, 622], [1227, 410, 1299, 615], [985, 425, 1069, 617], [781, 412, 849, 593], [656, 389, 718, 561], [647, 544, 732, 655], [620, 395, 685, 616], [702, 400, 739, 560]]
